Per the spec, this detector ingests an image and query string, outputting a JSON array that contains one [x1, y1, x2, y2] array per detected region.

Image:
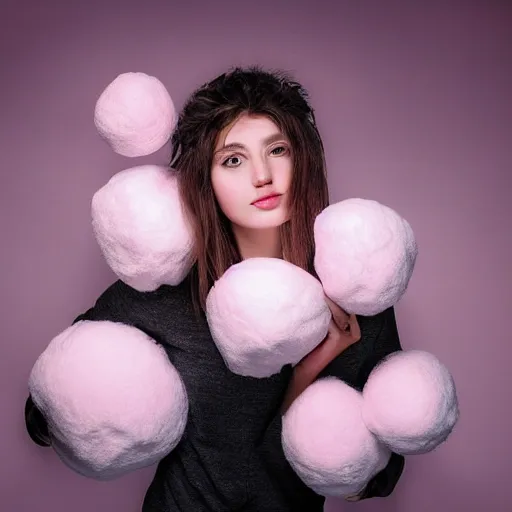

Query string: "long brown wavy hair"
[[170, 66, 330, 312]]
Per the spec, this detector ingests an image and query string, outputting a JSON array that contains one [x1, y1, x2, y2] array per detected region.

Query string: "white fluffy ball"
[[94, 72, 176, 157], [91, 164, 195, 291], [28, 320, 188, 480], [314, 198, 418, 316], [362, 350, 459, 455], [282, 377, 391, 497], [206, 258, 331, 378]]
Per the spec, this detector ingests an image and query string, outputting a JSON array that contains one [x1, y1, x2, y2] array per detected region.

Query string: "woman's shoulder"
[[73, 277, 195, 326]]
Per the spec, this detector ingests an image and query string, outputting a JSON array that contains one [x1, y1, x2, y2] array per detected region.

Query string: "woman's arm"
[[319, 306, 405, 501], [25, 281, 127, 446], [320, 306, 403, 389], [24, 280, 130, 445], [24, 279, 189, 480]]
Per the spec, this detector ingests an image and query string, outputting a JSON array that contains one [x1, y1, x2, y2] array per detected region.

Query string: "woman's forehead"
[[215, 114, 281, 149]]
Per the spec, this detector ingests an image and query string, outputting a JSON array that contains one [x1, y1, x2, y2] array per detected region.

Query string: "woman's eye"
[[222, 156, 242, 167], [271, 146, 287, 156]]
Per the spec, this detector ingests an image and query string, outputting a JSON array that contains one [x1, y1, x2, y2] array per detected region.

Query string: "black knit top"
[[25, 276, 405, 511]]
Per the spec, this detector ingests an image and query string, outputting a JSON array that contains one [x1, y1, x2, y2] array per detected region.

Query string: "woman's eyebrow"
[[214, 133, 286, 156]]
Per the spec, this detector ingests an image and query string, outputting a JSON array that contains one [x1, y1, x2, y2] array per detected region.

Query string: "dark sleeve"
[[255, 377, 327, 511], [318, 306, 405, 500], [255, 309, 406, 506], [70, 279, 142, 325], [24, 280, 138, 448]]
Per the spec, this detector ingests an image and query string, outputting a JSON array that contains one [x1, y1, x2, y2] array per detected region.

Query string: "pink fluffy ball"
[[94, 72, 176, 157], [206, 258, 331, 378], [362, 350, 459, 455], [28, 320, 188, 479], [91, 164, 195, 291], [282, 377, 391, 497], [314, 198, 418, 315]]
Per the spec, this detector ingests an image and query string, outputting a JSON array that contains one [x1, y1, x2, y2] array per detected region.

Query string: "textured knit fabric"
[[26, 275, 405, 511]]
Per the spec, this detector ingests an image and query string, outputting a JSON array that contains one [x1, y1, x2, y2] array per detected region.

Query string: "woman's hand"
[[281, 296, 361, 414]]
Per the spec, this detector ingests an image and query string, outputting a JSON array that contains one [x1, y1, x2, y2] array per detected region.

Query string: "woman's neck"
[[232, 226, 282, 260]]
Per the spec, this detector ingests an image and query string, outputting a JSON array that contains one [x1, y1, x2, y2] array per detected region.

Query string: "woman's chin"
[[230, 208, 290, 232], [246, 217, 288, 230]]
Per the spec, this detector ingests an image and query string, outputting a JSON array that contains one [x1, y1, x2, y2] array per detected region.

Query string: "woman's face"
[[211, 113, 292, 231]]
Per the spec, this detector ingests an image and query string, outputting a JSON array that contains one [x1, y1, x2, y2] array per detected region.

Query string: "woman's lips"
[[252, 194, 282, 210]]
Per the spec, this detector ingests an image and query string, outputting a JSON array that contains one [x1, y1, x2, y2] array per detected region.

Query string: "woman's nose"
[[252, 162, 272, 187]]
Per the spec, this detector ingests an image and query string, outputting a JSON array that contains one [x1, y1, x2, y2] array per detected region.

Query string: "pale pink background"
[[2, 1, 510, 511]]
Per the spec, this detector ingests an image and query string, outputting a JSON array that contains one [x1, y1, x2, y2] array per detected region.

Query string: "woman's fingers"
[[324, 295, 349, 328], [324, 295, 361, 342]]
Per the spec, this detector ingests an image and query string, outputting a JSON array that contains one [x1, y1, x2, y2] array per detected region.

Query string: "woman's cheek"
[[214, 180, 244, 219]]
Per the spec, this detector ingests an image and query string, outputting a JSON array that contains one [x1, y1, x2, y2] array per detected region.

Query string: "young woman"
[[25, 66, 405, 511]]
